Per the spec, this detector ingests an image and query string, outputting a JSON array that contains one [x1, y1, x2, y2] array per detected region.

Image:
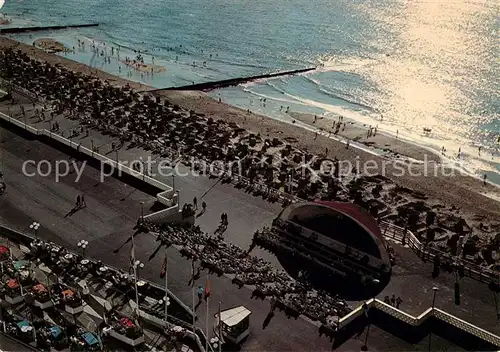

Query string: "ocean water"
[[1, 0, 499, 184]]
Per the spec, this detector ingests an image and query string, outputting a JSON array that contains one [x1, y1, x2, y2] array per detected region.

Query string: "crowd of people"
[[153, 224, 352, 327], [0, 47, 358, 206], [3, 46, 490, 256]]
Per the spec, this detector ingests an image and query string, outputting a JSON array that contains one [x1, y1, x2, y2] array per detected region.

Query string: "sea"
[[1, 0, 499, 185]]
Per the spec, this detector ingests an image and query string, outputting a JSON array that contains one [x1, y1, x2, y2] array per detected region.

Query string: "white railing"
[[0, 112, 180, 223], [337, 298, 500, 347]]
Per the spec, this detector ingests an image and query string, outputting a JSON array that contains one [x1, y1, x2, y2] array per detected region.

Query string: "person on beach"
[[483, 174, 487, 185]]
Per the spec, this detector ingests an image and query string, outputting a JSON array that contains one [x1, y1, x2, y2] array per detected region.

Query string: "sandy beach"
[[0, 35, 498, 229]]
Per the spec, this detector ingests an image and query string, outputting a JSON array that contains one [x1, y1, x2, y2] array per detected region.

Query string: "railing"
[[338, 298, 500, 347], [379, 222, 500, 284], [0, 111, 181, 224]]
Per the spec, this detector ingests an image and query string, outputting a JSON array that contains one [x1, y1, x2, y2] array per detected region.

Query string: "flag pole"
[[191, 258, 196, 334], [132, 235, 139, 318], [164, 246, 168, 329], [205, 276, 209, 352], [218, 301, 222, 352]]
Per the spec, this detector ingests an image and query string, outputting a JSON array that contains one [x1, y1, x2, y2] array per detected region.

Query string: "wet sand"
[[120, 59, 166, 74], [0, 35, 499, 225], [33, 38, 69, 53]]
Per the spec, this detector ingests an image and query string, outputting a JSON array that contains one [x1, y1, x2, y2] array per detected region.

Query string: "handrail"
[[379, 222, 499, 283], [338, 298, 500, 347], [0, 111, 180, 223]]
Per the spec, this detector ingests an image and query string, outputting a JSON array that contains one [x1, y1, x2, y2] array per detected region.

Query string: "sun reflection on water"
[[352, 0, 498, 151]]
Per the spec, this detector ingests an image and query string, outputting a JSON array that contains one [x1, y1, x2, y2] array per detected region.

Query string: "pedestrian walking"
[[390, 294, 396, 307], [197, 286, 204, 301], [193, 197, 198, 210], [396, 296, 402, 309], [81, 194, 86, 207], [76, 195, 81, 208], [270, 296, 277, 312], [201, 201, 206, 212]]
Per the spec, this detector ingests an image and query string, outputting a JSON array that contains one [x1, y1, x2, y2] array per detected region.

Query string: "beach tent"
[[17, 320, 33, 333], [0, 245, 9, 259], [7, 278, 19, 289], [120, 317, 134, 328], [16, 320, 30, 329], [82, 332, 99, 346], [62, 289, 74, 299], [33, 283, 48, 293], [50, 326, 62, 339], [13, 260, 29, 271]]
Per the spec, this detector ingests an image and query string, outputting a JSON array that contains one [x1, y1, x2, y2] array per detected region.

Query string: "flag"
[[160, 254, 167, 279], [191, 259, 195, 284], [204, 276, 211, 300]]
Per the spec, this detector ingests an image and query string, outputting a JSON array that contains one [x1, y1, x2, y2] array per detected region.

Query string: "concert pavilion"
[[272, 200, 392, 286]]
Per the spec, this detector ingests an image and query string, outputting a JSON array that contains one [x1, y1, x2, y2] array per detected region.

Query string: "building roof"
[[219, 306, 251, 327], [314, 200, 385, 244]]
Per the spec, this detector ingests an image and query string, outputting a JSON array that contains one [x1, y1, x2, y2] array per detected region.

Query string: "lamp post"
[[429, 287, 439, 352], [139, 201, 144, 223], [77, 240, 89, 258], [29, 222, 40, 239], [133, 259, 144, 317], [431, 286, 439, 308], [159, 294, 170, 327]]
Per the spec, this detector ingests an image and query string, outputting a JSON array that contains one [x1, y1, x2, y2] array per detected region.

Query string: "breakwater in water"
[[0, 23, 99, 34], [155, 67, 316, 91]]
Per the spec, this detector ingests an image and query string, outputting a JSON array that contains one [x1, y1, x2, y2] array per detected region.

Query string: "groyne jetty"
[[0, 23, 99, 34], [156, 66, 316, 92]]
